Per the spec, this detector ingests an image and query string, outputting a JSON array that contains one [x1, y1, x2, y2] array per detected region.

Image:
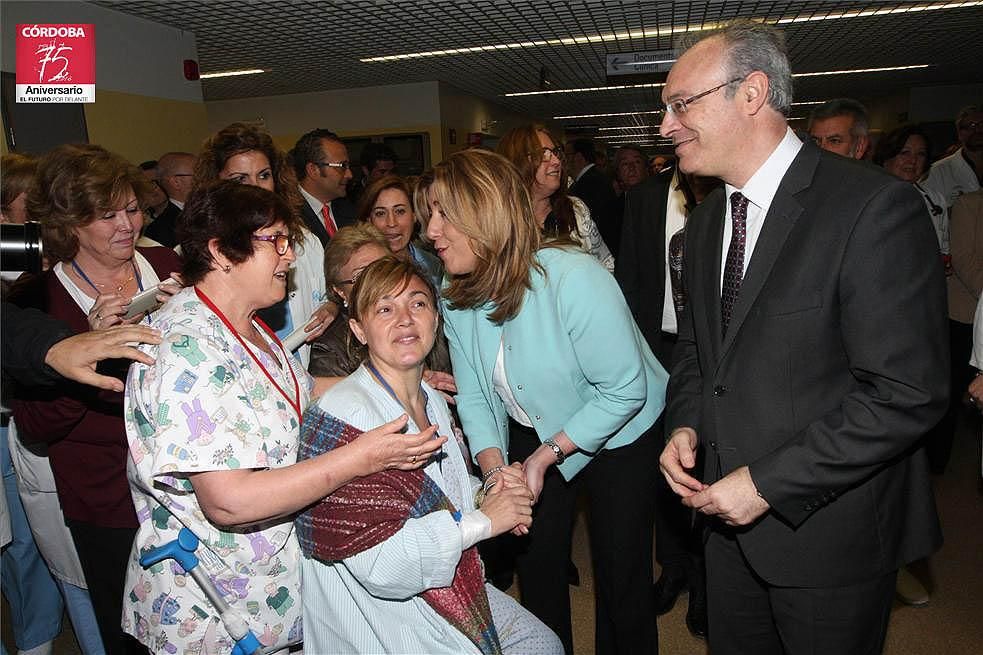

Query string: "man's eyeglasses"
[[535, 146, 565, 161], [316, 161, 352, 172], [663, 77, 745, 116], [252, 233, 294, 255], [958, 120, 983, 132]]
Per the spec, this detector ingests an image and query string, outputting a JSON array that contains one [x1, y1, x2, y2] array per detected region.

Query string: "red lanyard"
[[195, 287, 302, 422]]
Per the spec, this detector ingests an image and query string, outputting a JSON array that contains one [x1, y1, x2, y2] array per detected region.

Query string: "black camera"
[[0, 222, 44, 274]]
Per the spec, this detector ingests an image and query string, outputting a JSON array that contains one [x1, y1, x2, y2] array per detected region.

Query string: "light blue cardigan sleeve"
[[550, 257, 653, 453], [441, 308, 507, 460]]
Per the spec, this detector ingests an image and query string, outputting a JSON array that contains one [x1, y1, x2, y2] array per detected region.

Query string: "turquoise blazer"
[[442, 247, 668, 479]]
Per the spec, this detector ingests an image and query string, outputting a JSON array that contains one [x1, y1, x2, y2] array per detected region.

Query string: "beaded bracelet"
[[481, 465, 505, 483]]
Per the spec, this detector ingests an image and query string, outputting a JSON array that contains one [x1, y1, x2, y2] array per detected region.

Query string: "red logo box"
[[16, 24, 96, 103]]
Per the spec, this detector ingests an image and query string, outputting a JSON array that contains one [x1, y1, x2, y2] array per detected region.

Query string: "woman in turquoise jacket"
[[417, 149, 668, 655]]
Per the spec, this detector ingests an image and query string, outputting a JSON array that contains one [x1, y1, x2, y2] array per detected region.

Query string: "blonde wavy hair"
[[414, 149, 544, 324]]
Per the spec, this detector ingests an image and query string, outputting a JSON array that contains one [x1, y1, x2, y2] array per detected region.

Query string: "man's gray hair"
[[808, 98, 870, 136], [683, 20, 793, 116]]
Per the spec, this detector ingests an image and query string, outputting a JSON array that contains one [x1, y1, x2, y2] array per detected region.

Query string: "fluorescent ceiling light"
[[775, 1, 981, 24], [361, 2, 977, 63], [597, 125, 662, 131], [554, 110, 663, 120], [795, 64, 929, 77], [506, 83, 663, 97], [518, 65, 928, 98], [200, 68, 266, 79]]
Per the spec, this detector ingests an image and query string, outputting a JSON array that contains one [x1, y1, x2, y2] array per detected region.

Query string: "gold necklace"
[[70, 259, 138, 294]]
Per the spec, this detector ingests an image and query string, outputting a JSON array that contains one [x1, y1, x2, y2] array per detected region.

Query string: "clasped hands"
[[660, 427, 770, 527]]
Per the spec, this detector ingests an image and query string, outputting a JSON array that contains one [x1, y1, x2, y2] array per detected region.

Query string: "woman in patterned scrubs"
[[122, 181, 444, 655]]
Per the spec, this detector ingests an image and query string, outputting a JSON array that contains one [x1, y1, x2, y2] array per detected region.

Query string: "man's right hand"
[[44, 324, 162, 392], [659, 427, 706, 497]]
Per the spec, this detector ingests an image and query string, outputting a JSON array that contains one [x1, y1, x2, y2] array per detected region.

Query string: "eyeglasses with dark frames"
[[663, 76, 746, 116], [315, 161, 352, 172], [251, 233, 295, 255], [958, 120, 983, 132]]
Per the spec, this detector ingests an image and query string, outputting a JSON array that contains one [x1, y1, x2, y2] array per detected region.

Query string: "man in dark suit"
[[291, 129, 357, 247], [143, 152, 195, 248], [658, 21, 947, 654], [564, 137, 619, 256], [616, 168, 710, 637]]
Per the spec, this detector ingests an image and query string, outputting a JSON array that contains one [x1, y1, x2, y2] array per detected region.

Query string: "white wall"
[[1, 0, 202, 103]]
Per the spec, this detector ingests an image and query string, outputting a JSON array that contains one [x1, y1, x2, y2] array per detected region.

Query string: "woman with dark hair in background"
[[355, 174, 443, 288], [9, 143, 181, 655], [497, 125, 614, 272], [193, 122, 334, 367], [873, 124, 948, 253]]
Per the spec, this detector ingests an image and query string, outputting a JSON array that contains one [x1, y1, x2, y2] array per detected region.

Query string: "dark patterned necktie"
[[668, 227, 686, 315], [721, 191, 749, 336]]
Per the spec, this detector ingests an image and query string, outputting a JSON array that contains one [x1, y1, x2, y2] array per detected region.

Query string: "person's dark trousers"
[[507, 420, 579, 654], [66, 519, 149, 655], [927, 319, 971, 473], [508, 419, 659, 655], [652, 331, 704, 583], [582, 427, 659, 655], [705, 529, 895, 655]]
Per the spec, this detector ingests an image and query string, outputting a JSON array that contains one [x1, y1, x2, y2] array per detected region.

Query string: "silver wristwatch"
[[543, 438, 565, 465]]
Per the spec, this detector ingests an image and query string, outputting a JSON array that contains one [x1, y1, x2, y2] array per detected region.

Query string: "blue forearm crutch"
[[140, 527, 264, 655]]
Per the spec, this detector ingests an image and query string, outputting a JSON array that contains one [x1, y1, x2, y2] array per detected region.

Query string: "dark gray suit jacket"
[[301, 197, 356, 247], [667, 142, 946, 587], [570, 165, 618, 256], [614, 170, 673, 362]]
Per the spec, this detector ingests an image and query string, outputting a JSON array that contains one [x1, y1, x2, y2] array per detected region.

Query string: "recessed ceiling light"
[[517, 65, 928, 98], [361, 2, 978, 62], [200, 68, 266, 79]]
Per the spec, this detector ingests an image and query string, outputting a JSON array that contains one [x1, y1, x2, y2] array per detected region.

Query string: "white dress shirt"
[[662, 168, 689, 334], [720, 127, 803, 290]]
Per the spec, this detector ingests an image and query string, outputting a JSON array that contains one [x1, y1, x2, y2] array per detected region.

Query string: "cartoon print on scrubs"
[[123, 286, 311, 654]]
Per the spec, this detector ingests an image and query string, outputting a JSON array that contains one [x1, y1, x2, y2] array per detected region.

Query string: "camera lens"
[[0, 222, 44, 274]]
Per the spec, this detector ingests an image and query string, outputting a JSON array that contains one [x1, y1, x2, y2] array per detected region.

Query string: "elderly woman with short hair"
[[123, 181, 444, 655], [9, 143, 181, 655]]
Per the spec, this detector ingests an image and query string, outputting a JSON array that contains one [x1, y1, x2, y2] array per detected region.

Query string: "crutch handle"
[[139, 527, 200, 571], [139, 527, 264, 655]]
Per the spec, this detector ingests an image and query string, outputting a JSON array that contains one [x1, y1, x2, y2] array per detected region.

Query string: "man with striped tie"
[[658, 19, 947, 655]]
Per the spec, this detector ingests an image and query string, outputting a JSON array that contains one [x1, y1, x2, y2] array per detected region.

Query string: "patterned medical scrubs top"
[[123, 286, 312, 654]]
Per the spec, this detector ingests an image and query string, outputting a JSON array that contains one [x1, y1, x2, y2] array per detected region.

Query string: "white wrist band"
[[458, 510, 492, 550]]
